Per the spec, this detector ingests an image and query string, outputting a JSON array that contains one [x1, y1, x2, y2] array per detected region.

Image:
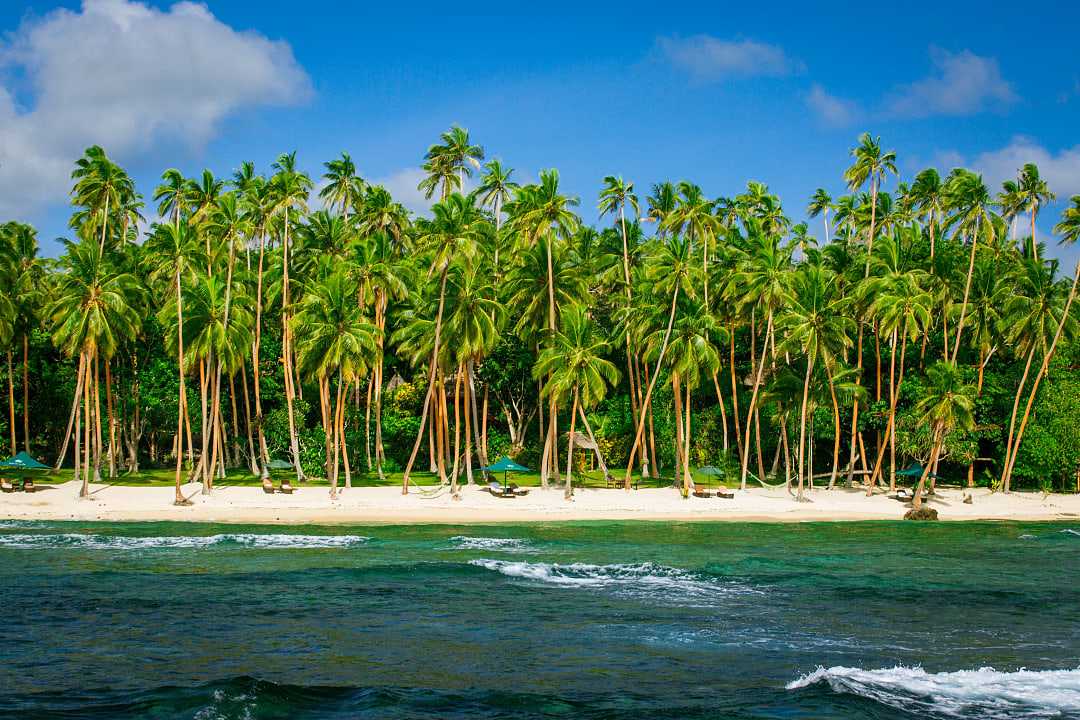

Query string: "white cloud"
[[805, 84, 859, 127], [884, 48, 1016, 118], [0, 0, 312, 218], [964, 137, 1080, 199], [657, 35, 801, 81]]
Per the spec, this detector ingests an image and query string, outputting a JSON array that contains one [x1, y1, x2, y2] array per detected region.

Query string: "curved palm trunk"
[[564, 385, 579, 499], [402, 267, 450, 493], [739, 310, 775, 489], [174, 270, 188, 504], [1002, 261, 1080, 489], [683, 382, 693, 497], [826, 365, 841, 489], [1000, 343, 1038, 492], [951, 215, 981, 360], [912, 427, 943, 511], [796, 355, 815, 501], [22, 334, 30, 453], [624, 285, 681, 489], [252, 229, 270, 479], [6, 350, 15, 455], [281, 207, 305, 483], [541, 235, 559, 489]]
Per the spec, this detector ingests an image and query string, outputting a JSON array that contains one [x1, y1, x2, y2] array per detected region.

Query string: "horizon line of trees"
[[3, 129, 1080, 511]]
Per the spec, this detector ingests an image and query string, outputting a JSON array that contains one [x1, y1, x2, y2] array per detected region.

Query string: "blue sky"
[[2, 0, 1079, 259]]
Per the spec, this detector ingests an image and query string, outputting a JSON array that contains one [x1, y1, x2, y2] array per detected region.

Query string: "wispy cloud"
[[884, 48, 1016, 118], [656, 35, 802, 81], [805, 84, 860, 127]]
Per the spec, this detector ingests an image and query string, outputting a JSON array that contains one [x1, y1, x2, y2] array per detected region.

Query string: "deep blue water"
[[0, 520, 1078, 719]]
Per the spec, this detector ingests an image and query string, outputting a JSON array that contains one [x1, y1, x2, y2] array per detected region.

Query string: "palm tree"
[[70, 146, 135, 253], [1017, 163, 1055, 260], [910, 362, 975, 511], [293, 270, 379, 497], [807, 189, 833, 244], [910, 169, 945, 261], [535, 304, 619, 498], [320, 152, 365, 221], [645, 182, 677, 234], [401, 194, 483, 491], [144, 222, 206, 503], [623, 235, 697, 489], [269, 151, 313, 482], [943, 169, 996, 360], [843, 133, 897, 278], [476, 160, 517, 231], [778, 265, 853, 500], [419, 125, 484, 200], [665, 182, 719, 305], [48, 240, 143, 497]]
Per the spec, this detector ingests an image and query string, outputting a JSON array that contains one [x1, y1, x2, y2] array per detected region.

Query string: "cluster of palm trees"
[[3, 128, 1080, 506]]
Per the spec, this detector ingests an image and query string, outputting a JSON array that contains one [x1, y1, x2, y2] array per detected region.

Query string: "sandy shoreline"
[[1, 481, 1078, 525]]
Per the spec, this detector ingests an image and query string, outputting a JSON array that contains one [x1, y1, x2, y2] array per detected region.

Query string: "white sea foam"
[[470, 559, 756, 605], [787, 665, 1080, 718], [1061, 528, 1080, 537], [449, 536, 532, 552], [1018, 533, 1037, 540], [0, 532, 370, 550]]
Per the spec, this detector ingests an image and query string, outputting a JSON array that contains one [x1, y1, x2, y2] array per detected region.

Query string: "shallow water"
[[1, 520, 1077, 718]]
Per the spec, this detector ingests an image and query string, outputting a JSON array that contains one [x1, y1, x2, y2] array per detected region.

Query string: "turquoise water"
[[0, 520, 1078, 718]]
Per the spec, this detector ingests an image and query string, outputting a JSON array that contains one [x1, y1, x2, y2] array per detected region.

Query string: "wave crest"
[[450, 536, 532, 552], [787, 665, 1080, 719], [0, 532, 370, 550], [470, 559, 756, 605]]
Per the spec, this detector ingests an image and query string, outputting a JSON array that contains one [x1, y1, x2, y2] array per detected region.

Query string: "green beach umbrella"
[[267, 458, 292, 471], [696, 466, 724, 476], [0, 451, 51, 471], [482, 456, 530, 494]]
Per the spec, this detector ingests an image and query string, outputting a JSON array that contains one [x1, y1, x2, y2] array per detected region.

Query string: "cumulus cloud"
[[0, 0, 312, 218], [884, 48, 1016, 118], [963, 137, 1080, 198], [805, 84, 860, 127], [657, 35, 801, 81]]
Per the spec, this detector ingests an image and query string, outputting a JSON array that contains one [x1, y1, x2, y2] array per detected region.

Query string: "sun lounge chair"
[[892, 488, 914, 502], [279, 480, 294, 495], [262, 479, 275, 494], [716, 489, 735, 499], [0, 477, 14, 493], [21, 477, 35, 493], [692, 486, 714, 498]]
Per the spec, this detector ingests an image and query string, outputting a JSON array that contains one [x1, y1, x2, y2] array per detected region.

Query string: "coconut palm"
[[843, 133, 897, 277], [320, 153, 365, 221], [476, 160, 517, 231], [419, 125, 484, 200], [911, 362, 975, 511], [534, 304, 619, 498], [909, 169, 945, 261], [48, 240, 143, 497], [807, 189, 833, 244], [1017, 163, 1055, 260], [70, 146, 136, 254], [293, 270, 379, 497], [943, 169, 996, 360]]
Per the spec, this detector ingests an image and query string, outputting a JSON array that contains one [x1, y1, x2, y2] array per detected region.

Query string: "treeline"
[[2, 129, 1080, 506]]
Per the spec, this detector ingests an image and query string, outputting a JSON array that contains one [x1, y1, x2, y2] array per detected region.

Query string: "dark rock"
[[904, 506, 939, 521]]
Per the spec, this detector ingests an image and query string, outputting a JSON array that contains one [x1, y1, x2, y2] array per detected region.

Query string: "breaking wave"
[[787, 665, 1080, 718], [469, 559, 756, 605], [449, 536, 532, 552]]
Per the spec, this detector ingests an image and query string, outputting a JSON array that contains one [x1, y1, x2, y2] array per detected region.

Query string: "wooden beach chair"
[[278, 479, 295, 495], [21, 477, 35, 493], [262, 478, 276, 494], [0, 477, 14, 493]]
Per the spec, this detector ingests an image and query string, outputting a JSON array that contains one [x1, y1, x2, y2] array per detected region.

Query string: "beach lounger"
[[21, 478, 35, 493], [279, 480, 295, 495], [692, 486, 714, 498], [262, 479, 275, 494], [892, 488, 913, 502], [0, 477, 14, 493], [716, 490, 735, 499]]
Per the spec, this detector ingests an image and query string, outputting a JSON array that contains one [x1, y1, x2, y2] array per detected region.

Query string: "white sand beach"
[[2, 481, 1078, 524]]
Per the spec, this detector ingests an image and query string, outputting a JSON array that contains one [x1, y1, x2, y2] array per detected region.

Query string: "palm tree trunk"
[[104, 359, 116, 478], [364, 375, 374, 471], [729, 327, 743, 463], [6, 349, 15, 455], [712, 372, 729, 453], [827, 365, 841, 489], [740, 310, 775, 489], [564, 385, 579, 499], [624, 285, 681, 489], [797, 355, 815, 501], [542, 235, 559, 487], [80, 351, 91, 497], [1000, 343, 1038, 492], [330, 372, 344, 499], [673, 371, 684, 487], [1003, 260, 1080, 489], [450, 365, 463, 495], [281, 206, 305, 483], [912, 429, 943, 511], [252, 229, 269, 479], [464, 362, 475, 486], [240, 362, 258, 475], [402, 267, 450, 492], [951, 216, 981, 360], [845, 323, 865, 486], [683, 381, 693, 497]]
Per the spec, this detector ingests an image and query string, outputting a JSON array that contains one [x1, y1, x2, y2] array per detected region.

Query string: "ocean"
[[0, 519, 1077, 718]]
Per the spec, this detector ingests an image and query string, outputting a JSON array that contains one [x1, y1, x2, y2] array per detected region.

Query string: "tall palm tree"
[[419, 125, 484, 200], [269, 152, 313, 482], [293, 270, 379, 497], [144, 222, 206, 503], [943, 169, 996, 360], [48, 240, 143, 497], [807, 189, 833, 244], [843, 133, 897, 278], [476, 160, 517, 231], [911, 362, 975, 511], [1017, 163, 1055, 260], [70, 146, 135, 253], [320, 152, 365, 221], [665, 183, 719, 305], [535, 304, 619, 498], [778, 265, 853, 500], [910, 169, 945, 261]]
